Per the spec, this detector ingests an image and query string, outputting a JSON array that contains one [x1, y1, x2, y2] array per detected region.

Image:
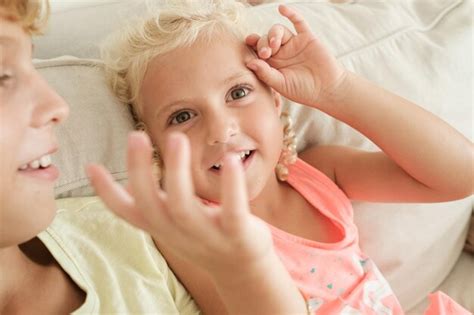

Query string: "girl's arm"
[[247, 5, 473, 202], [305, 72, 473, 202], [157, 239, 307, 315]]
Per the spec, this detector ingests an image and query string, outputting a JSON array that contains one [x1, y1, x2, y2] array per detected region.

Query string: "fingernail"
[[167, 133, 180, 152], [132, 130, 152, 148], [128, 132, 143, 149], [270, 37, 276, 46], [224, 153, 240, 167], [259, 47, 269, 55], [247, 62, 257, 71]]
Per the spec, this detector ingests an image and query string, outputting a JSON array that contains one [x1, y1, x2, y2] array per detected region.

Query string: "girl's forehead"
[[138, 34, 258, 111], [172, 31, 247, 56], [149, 38, 254, 79], [139, 40, 259, 118]]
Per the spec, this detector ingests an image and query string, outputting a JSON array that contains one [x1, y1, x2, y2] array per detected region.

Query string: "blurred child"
[[0, 1, 199, 313]]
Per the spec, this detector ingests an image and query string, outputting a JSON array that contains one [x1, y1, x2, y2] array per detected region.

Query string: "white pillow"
[[34, 0, 473, 311], [35, 58, 134, 197], [33, 1, 147, 59]]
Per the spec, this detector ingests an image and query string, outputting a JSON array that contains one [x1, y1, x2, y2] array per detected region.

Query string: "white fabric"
[[33, 0, 473, 312], [36, 59, 134, 197], [410, 251, 474, 313]]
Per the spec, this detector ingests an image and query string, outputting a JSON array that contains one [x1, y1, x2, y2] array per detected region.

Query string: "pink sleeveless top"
[[268, 158, 469, 315]]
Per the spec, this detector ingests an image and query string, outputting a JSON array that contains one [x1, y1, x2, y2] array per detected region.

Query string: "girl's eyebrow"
[[223, 70, 254, 85], [154, 99, 191, 118]]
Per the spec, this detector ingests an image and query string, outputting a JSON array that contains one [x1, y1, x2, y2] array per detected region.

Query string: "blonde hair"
[[0, 0, 49, 35], [276, 111, 297, 181], [102, 0, 250, 121], [103, 0, 298, 182]]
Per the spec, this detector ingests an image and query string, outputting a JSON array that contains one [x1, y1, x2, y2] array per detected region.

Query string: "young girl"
[[0, 1, 201, 313], [89, 1, 473, 314]]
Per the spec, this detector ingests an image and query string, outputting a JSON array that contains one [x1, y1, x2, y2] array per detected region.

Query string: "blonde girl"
[[89, 1, 473, 314]]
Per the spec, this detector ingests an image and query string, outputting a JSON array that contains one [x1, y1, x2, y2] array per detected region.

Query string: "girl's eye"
[[229, 86, 250, 100], [169, 110, 196, 125]]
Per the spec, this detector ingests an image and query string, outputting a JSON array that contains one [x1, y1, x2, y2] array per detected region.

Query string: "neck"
[[249, 172, 291, 219], [0, 238, 77, 314], [0, 245, 39, 314]]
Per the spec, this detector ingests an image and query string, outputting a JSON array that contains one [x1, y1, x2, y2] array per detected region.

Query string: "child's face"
[[139, 33, 284, 202], [0, 14, 69, 247]]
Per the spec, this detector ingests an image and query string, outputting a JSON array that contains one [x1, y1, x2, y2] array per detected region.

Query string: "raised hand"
[[246, 4, 347, 107], [87, 131, 273, 278]]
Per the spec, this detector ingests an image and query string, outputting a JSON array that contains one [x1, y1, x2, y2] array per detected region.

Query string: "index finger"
[[278, 4, 311, 34]]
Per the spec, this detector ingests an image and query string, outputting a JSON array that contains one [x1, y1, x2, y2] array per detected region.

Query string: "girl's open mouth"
[[210, 150, 255, 173]]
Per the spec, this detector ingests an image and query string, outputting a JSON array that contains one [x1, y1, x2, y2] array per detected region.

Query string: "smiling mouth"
[[210, 150, 254, 171]]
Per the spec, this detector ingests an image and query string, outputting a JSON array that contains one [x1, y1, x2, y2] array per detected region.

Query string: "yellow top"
[[38, 196, 200, 314]]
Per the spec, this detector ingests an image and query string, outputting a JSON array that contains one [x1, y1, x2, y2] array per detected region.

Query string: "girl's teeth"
[[239, 150, 251, 160], [39, 155, 52, 167], [213, 151, 252, 170], [29, 160, 40, 169], [19, 154, 52, 170]]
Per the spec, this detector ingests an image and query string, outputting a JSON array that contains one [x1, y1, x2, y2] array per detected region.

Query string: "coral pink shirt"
[[268, 158, 469, 315]]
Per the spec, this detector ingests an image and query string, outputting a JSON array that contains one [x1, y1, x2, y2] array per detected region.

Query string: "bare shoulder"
[[298, 145, 354, 183]]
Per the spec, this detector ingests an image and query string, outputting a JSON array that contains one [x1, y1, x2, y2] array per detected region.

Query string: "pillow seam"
[[337, 0, 462, 61]]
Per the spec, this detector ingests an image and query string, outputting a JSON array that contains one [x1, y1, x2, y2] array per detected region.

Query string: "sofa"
[[33, 0, 473, 313]]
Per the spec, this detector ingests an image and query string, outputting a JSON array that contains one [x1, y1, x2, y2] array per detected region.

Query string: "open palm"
[[87, 132, 273, 276]]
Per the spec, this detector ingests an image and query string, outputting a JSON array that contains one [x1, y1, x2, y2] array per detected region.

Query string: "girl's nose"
[[206, 112, 238, 145], [31, 71, 69, 128]]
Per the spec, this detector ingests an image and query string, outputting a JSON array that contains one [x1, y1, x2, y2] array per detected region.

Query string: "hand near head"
[[246, 5, 347, 107], [87, 132, 273, 279]]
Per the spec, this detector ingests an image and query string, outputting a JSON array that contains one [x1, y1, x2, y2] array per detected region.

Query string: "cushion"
[[409, 251, 474, 312], [35, 58, 134, 197], [34, 0, 473, 311], [33, 1, 147, 59]]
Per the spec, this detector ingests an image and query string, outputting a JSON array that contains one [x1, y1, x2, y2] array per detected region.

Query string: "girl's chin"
[[1, 208, 55, 248], [196, 181, 266, 206], [14, 185, 57, 216]]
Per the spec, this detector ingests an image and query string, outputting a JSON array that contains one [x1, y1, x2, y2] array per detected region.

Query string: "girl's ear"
[[271, 88, 283, 115]]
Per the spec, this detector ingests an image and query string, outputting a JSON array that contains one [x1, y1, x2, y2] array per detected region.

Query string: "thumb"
[[247, 59, 285, 91]]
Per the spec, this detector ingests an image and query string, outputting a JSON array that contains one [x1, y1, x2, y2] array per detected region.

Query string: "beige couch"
[[34, 0, 473, 313]]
